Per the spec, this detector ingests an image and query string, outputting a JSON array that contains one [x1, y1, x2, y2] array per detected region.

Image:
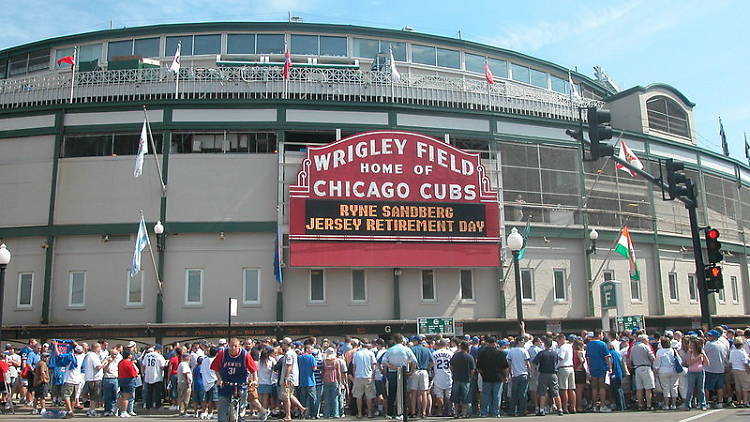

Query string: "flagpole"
[[141, 210, 163, 294], [69, 46, 77, 103], [745, 132, 749, 166], [174, 42, 180, 99], [143, 106, 166, 194]]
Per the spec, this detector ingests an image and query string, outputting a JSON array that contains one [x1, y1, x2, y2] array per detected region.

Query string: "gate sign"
[[418, 317, 455, 336], [289, 131, 500, 267], [600, 281, 618, 309], [617, 315, 645, 332]]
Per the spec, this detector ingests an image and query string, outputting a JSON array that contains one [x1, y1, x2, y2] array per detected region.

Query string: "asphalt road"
[[0, 408, 747, 422]]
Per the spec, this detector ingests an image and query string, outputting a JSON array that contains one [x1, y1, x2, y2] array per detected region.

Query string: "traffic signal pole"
[[685, 180, 712, 329], [568, 107, 713, 330]]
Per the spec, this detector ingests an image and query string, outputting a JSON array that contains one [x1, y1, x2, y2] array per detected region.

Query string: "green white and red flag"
[[614, 226, 640, 281]]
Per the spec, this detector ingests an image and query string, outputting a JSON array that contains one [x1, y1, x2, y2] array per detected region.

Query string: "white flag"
[[389, 48, 400, 83], [133, 119, 148, 177], [617, 139, 644, 177], [568, 70, 580, 99], [130, 216, 149, 276], [169, 42, 181, 73]]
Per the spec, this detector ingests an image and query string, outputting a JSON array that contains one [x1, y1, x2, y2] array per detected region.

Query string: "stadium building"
[[0, 22, 748, 343]]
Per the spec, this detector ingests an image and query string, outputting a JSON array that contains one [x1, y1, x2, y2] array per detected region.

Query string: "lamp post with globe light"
[[0, 244, 12, 347], [506, 228, 525, 337]]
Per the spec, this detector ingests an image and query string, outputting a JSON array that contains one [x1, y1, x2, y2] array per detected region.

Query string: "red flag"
[[484, 61, 495, 85], [57, 56, 75, 66], [283, 50, 292, 80]]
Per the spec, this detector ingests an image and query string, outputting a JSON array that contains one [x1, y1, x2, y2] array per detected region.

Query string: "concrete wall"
[[167, 155, 277, 222], [0, 136, 53, 227], [1, 237, 47, 325]]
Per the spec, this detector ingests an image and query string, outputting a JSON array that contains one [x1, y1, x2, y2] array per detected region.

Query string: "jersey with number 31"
[[432, 349, 454, 389]]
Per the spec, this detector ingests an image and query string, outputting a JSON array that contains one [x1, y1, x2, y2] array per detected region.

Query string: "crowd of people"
[[0, 323, 749, 420]]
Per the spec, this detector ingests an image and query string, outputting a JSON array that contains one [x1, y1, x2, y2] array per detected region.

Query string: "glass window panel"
[[256, 34, 285, 54], [551, 76, 568, 94], [668, 272, 679, 300], [499, 142, 539, 167], [411, 44, 436, 66], [489, 58, 507, 78], [464, 53, 484, 73], [63, 134, 112, 158], [631, 279, 641, 301], [26, 51, 48, 73], [227, 34, 255, 54], [436, 47, 459, 69], [127, 271, 142, 305], [18, 273, 33, 307], [352, 270, 366, 301], [133, 37, 159, 58], [460, 270, 473, 299], [166, 36, 193, 56], [310, 270, 325, 302], [8, 55, 27, 76], [107, 40, 133, 60], [70, 272, 85, 306], [353, 38, 380, 58], [511, 63, 530, 84], [186, 269, 202, 304], [320, 36, 346, 56], [244, 269, 260, 303], [521, 269, 533, 300], [421, 270, 435, 300], [193, 34, 221, 55], [604, 271, 614, 282], [0, 59, 7, 79], [553, 269, 566, 300], [529, 68, 548, 88], [292, 34, 318, 55], [647, 96, 690, 138], [731, 276, 739, 302], [384, 41, 406, 61], [79, 44, 102, 63], [718, 286, 725, 302]]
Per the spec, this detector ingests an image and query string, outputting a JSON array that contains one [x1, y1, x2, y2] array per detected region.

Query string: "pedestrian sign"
[[417, 317, 455, 335], [617, 315, 645, 332]]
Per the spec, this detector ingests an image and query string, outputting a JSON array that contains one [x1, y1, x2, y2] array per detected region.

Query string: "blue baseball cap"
[[707, 330, 720, 338], [499, 340, 510, 346], [567, 334, 576, 342], [471, 336, 480, 343], [687, 331, 696, 335], [463, 335, 471, 340], [721, 324, 729, 330], [410, 336, 420, 342]]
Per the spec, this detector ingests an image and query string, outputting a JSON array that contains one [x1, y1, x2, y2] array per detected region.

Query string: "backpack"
[[672, 349, 683, 373]]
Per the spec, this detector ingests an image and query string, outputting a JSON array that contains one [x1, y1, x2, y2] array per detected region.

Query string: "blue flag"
[[130, 216, 149, 276], [273, 227, 284, 283]]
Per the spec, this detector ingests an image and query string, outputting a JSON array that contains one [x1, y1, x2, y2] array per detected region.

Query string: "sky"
[[1, 0, 748, 158]]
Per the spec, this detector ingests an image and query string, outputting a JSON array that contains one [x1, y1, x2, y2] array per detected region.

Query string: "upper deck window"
[[227, 34, 255, 54], [352, 38, 405, 61], [647, 95, 690, 138], [256, 34, 284, 54]]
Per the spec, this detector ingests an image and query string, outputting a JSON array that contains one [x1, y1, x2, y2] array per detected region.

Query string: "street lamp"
[[0, 244, 12, 347], [587, 228, 599, 255], [154, 221, 164, 250], [506, 228, 524, 337]]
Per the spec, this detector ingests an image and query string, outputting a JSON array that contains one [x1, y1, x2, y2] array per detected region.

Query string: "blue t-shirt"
[[193, 365, 204, 393], [297, 354, 317, 387], [25, 351, 40, 368], [609, 349, 624, 380], [411, 345, 434, 370], [585, 340, 610, 377]]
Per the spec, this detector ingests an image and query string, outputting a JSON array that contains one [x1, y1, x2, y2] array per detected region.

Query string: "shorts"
[[352, 378, 376, 400], [50, 384, 63, 398], [280, 382, 296, 400], [258, 384, 273, 394], [634, 367, 655, 390], [705, 372, 725, 390], [528, 370, 539, 391], [61, 383, 77, 399], [450, 381, 470, 404], [726, 368, 735, 385], [558, 367, 575, 390], [733, 370, 750, 392], [202, 385, 218, 402], [574, 370, 587, 385], [83, 380, 102, 400], [432, 384, 451, 399], [537, 373, 560, 398], [118, 377, 137, 395], [0, 383, 6, 393], [375, 379, 385, 396], [193, 387, 205, 404], [407, 370, 429, 391], [590, 376, 606, 390], [34, 383, 49, 397]]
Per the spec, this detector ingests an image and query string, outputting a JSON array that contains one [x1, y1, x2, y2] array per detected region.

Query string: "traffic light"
[[587, 106, 614, 159], [705, 228, 723, 264], [665, 158, 690, 200], [704, 264, 724, 291]]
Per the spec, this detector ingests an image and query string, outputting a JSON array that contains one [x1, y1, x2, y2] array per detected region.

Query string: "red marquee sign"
[[289, 131, 500, 267]]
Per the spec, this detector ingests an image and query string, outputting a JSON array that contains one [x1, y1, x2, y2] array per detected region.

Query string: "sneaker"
[[262, 409, 271, 422], [700, 405, 707, 411], [535, 410, 545, 416], [103, 412, 113, 417], [129, 411, 138, 416], [557, 410, 564, 416], [715, 403, 723, 409], [120, 413, 131, 418], [600, 406, 612, 413]]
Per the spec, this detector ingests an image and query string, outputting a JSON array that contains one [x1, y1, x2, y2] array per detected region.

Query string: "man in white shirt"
[[280, 338, 303, 421], [555, 334, 576, 414], [82, 342, 104, 417], [431, 339, 454, 416], [351, 342, 378, 418], [200, 347, 219, 419], [189, 343, 206, 370], [141, 345, 167, 409]]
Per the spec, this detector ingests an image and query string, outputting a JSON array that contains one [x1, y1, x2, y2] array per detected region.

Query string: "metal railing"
[[0, 66, 603, 120]]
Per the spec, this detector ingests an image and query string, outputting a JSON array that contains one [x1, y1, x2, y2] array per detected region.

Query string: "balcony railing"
[[0, 66, 603, 120]]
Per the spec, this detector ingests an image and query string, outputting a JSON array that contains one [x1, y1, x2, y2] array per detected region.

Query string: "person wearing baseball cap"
[[704, 329, 729, 408]]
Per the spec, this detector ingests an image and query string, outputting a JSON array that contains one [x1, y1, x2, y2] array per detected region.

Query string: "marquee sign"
[[289, 131, 500, 267]]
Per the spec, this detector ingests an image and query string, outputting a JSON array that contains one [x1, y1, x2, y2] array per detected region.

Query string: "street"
[[0, 409, 748, 422]]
